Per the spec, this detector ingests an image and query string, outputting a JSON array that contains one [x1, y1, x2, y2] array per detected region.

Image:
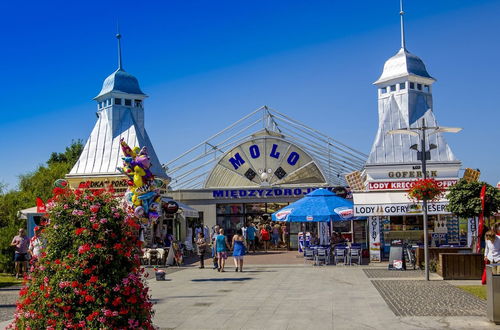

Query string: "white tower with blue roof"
[[67, 34, 167, 187], [365, 1, 460, 181]]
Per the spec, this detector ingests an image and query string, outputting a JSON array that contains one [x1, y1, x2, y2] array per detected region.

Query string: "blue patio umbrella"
[[271, 188, 355, 222]]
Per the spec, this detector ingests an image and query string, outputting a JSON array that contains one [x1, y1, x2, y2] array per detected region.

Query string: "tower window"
[[380, 87, 387, 94], [399, 83, 406, 90], [114, 98, 122, 105], [390, 85, 396, 92], [417, 83, 422, 91], [134, 99, 142, 107], [124, 99, 132, 106], [424, 85, 430, 93], [409, 82, 415, 89]]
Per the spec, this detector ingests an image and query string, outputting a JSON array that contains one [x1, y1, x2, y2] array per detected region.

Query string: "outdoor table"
[[308, 245, 331, 254]]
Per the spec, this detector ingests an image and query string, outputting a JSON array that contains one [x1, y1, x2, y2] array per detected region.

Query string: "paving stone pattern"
[[372, 280, 487, 317], [363, 269, 425, 278]]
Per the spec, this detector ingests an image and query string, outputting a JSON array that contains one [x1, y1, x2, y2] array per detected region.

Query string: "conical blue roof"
[[95, 68, 145, 98]]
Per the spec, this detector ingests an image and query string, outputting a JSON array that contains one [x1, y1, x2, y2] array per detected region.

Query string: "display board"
[[388, 241, 405, 270], [446, 217, 460, 244]]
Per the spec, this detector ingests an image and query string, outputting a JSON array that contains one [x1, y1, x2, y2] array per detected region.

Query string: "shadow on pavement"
[[0, 287, 20, 292], [165, 295, 220, 299], [0, 305, 15, 308], [191, 277, 253, 282], [242, 270, 277, 273]]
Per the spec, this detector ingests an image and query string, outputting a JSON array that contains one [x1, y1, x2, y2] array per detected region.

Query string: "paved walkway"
[[147, 253, 494, 329], [0, 252, 495, 329]]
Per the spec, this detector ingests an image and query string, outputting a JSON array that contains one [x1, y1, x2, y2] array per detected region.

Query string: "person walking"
[[11, 228, 29, 279], [232, 229, 246, 272], [246, 222, 257, 253], [215, 228, 230, 272], [271, 223, 280, 250], [196, 232, 208, 269], [483, 228, 500, 284], [281, 222, 288, 248], [211, 225, 220, 269], [260, 225, 270, 253]]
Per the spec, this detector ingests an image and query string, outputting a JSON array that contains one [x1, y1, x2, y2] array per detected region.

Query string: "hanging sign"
[[354, 202, 449, 216], [367, 179, 457, 191], [212, 186, 336, 199]]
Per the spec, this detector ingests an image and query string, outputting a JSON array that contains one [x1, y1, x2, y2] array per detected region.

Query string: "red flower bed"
[[10, 185, 154, 329], [408, 178, 444, 201]]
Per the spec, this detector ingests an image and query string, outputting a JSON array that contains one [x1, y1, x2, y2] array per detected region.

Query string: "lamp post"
[[388, 118, 462, 281]]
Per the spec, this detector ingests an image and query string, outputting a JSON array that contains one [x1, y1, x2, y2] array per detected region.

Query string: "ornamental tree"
[[446, 179, 500, 218], [10, 184, 154, 329]]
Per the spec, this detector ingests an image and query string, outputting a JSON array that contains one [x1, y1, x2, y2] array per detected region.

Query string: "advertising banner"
[[354, 202, 449, 216], [367, 179, 457, 191], [467, 218, 478, 248], [369, 217, 381, 262], [319, 222, 330, 245]]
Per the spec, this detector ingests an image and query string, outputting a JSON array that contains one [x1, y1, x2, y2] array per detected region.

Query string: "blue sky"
[[1, 0, 499, 189]]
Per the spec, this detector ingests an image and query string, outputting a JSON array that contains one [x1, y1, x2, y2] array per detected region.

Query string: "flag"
[[476, 185, 487, 251], [36, 197, 46, 213]]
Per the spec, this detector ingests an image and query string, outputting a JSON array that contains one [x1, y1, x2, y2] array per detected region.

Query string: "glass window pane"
[[417, 83, 422, 91], [390, 85, 396, 92], [216, 204, 243, 215], [245, 203, 266, 214], [125, 99, 132, 106], [381, 87, 387, 94], [114, 98, 122, 105], [409, 82, 415, 89], [399, 83, 406, 90]]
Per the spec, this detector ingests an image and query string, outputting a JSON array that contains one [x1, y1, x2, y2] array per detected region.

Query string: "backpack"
[[261, 229, 270, 241]]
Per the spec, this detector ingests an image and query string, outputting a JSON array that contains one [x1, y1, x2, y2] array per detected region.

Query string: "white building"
[[66, 33, 168, 192], [352, 4, 463, 261]]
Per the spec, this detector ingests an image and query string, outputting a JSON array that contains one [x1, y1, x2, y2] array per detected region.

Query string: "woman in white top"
[[483, 229, 500, 284], [484, 230, 500, 264]]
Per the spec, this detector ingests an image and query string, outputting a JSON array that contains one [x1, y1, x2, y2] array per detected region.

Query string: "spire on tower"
[[116, 27, 123, 70], [400, 0, 406, 50]]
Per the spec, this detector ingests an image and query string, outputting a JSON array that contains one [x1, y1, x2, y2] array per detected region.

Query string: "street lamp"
[[388, 118, 462, 281]]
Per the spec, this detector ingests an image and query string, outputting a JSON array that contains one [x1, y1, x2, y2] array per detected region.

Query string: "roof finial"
[[116, 24, 123, 70], [400, 0, 406, 50]]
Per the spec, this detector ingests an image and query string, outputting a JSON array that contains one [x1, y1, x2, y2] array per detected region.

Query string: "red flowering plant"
[[408, 178, 445, 201], [10, 183, 154, 329]]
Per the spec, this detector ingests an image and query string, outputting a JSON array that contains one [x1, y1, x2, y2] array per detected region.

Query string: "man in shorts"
[[246, 222, 257, 253], [11, 228, 29, 279]]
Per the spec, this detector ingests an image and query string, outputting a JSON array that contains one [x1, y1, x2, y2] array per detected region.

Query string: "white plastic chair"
[[349, 248, 362, 265], [314, 248, 329, 266], [148, 249, 159, 266], [304, 248, 315, 263], [334, 248, 347, 265]]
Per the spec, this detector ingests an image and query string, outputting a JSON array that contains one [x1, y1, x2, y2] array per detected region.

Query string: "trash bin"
[[487, 263, 500, 324]]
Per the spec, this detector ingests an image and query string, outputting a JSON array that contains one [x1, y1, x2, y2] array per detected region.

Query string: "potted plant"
[[408, 178, 444, 201]]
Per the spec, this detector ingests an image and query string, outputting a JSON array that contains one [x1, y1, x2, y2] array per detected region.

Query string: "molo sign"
[[204, 137, 325, 187], [228, 144, 300, 170]]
